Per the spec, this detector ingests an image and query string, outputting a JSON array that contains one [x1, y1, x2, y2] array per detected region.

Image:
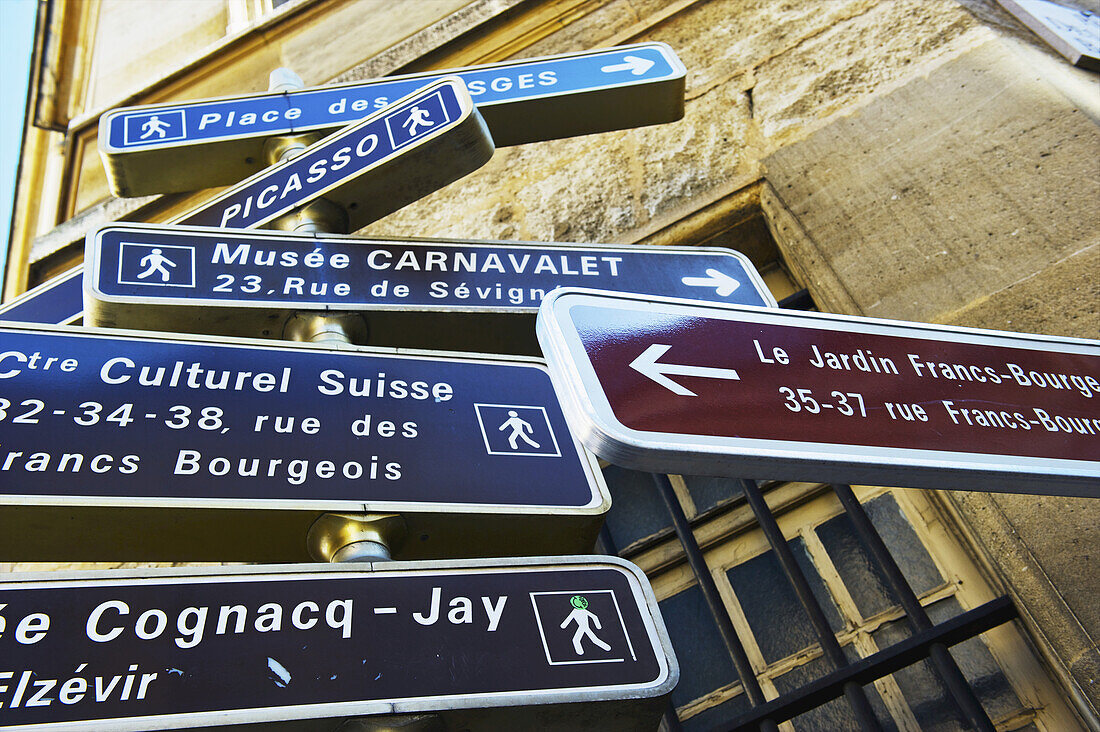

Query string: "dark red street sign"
[[536, 289, 1100, 497]]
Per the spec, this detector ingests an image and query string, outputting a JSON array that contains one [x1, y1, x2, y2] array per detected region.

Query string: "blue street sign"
[[0, 266, 84, 326], [0, 323, 609, 561], [171, 76, 492, 232], [0, 558, 676, 730], [0, 79, 492, 328], [84, 223, 776, 336], [99, 43, 686, 196]]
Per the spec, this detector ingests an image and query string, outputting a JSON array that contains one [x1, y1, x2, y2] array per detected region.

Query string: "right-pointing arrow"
[[629, 344, 740, 397], [600, 55, 657, 76], [681, 268, 742, 297]]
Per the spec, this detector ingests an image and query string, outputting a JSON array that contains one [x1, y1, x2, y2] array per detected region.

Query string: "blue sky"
[[1, 0, 37, 272]]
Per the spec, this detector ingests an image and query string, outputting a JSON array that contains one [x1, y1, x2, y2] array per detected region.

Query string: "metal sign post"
[[99, 43, 686, 196], [83, 222, 775, 351], [0, 557, 677, 731], [0, 322, 609, 561], [536, 288, 1100, 496]]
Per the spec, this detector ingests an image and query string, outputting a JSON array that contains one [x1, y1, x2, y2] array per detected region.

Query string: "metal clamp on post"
[[264, 68, 366, 345], [307, 512, 408, 563]]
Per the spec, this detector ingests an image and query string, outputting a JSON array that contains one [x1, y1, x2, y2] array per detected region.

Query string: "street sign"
[[99, 43, 686, 196], [0, 557, 677, 731], [0, 267, 83, 326], [536, 289, 1100, 497], [998, 0, 1100, 70], [0, 80, 490, 328], [164, 77, 492, 233], [0, 322, 609, 561], [83, 222, 775, 350]]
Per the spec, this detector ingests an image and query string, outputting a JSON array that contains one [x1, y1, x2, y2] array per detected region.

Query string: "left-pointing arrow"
[[629, 343, 740, 396]]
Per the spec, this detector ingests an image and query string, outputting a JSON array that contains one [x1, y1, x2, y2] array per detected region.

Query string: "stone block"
[[753, 0, 991, 145], [763, 39, 1100, 326], [362, 78, 758, 245]]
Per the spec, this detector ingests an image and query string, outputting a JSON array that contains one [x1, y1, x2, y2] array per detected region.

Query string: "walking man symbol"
[[499, 410, 540, 450], [402, 106, 434, 136], [139, 115, 171, 140], [560, 595, 611, 655], [136, 248, 177, 282]]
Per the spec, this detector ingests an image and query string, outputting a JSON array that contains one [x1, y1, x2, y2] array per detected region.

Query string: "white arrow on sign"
[[681, 268, 742, 297], [600, 55, 656, 76], [628, 344, 740, 397]]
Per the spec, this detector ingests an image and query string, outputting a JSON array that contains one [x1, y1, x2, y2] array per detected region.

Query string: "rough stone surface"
[[752, 0, 992, 146], [939, 241, 1099, 339], [761, 34, 1100, 713], [517, 0, 644, 58], [362, 78, 758, 245], [645, 0, 877, 99], [763, 39, 1100, 328], [948, 490, 1100, 717]]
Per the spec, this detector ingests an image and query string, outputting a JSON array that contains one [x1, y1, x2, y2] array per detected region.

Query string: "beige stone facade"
[[4, 0, 1097, 728]]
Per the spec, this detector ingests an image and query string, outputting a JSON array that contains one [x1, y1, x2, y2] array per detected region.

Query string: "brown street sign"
[[536, 289, 1100, 497]]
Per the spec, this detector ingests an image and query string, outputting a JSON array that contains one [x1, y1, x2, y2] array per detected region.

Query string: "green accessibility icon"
[[570, 594, 589, 609]]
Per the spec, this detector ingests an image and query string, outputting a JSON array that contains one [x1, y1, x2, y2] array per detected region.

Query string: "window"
[[602, 467, 1079, 731]]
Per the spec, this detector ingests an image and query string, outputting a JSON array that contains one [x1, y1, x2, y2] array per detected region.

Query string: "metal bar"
[[596, 523, 685, 732], [777, 288, 814, 310], [737, 479, 882, 731], [595, 523, 618, 556], [832, 484, 996, 732], [722, 596, 1017, 730], [650, 474, 778, 732]]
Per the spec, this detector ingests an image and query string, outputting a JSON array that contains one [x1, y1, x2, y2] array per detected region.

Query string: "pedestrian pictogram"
[[136, 248, 177, 281], [123, 110, 185, 146], [117, 242, 196, 288], [140, 115, 171, 139], [500, 410, 541, 450], [562, 594, 612, 654], [383, 89, 448, 150], [402, 105, 434, 135], [530, 588, 637, 665], [475, 404, 562, 457]]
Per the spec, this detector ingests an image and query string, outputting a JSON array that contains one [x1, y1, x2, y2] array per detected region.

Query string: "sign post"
[[0, 322, 609, 561], [536, 288, 1100, 496], [84, 222, 775, 350], [99, 43, 686, 196], [0, 557, 677, 731]]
